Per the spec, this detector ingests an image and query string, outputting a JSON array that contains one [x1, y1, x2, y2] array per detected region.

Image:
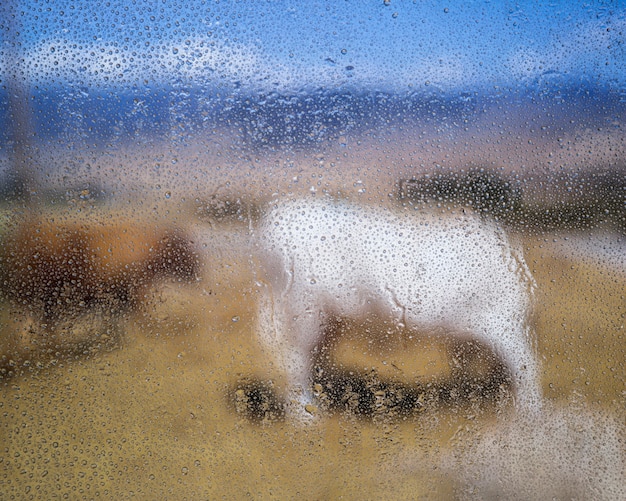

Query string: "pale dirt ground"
[[0, 203, 624, 499]]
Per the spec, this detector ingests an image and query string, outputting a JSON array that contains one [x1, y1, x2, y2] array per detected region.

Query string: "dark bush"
[[399, 167, 522, 220]]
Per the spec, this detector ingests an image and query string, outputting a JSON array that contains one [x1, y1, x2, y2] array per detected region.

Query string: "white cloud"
[[2, 14, 623, 92], [3, 36, 263, 88]]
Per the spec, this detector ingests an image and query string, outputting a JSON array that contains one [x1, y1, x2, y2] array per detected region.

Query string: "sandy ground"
[[0, 202, 624, 499]]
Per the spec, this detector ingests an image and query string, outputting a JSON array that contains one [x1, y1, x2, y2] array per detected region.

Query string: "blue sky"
[[2, 0, 625, 92]]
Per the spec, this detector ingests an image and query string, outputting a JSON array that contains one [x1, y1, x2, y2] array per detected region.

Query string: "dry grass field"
[[0, 209, 624, 499]]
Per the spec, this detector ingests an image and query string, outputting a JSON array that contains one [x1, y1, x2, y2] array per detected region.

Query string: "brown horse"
[[0, 215, 199, 355]]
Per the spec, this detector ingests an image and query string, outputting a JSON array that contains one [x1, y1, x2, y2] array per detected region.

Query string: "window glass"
[[1, 1, 624, 498]]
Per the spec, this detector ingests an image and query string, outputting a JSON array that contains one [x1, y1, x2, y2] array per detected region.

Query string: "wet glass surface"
[[1, 2, 625, 499]]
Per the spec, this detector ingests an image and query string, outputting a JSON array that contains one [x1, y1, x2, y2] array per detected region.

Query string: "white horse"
[[256, 197, 541, 421]]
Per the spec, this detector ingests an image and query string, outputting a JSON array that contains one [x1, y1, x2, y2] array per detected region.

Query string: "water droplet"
[[181, 466, 189, 475], [231, 316, 240, 322], [341, 48, 347, 55], [304, 404, 318, 415], [444, 7, 449, 13]]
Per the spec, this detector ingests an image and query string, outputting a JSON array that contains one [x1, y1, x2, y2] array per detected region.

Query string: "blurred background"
[[0, 1, 624, 499], [1, 0, 625, 214]]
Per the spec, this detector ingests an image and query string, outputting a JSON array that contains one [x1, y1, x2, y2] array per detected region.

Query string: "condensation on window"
[[0, 2, 624, 499]]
